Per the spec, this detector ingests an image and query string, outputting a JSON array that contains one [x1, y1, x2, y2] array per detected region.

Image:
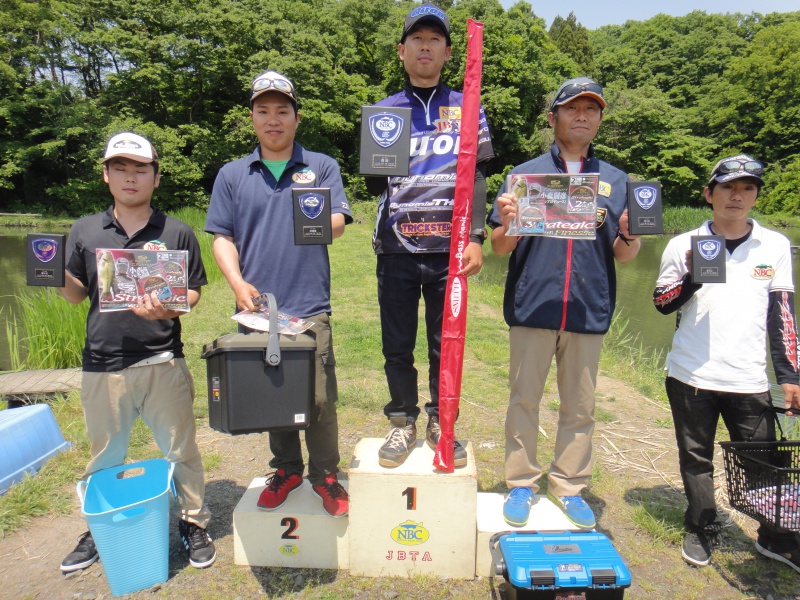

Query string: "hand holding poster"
[[504, 173, 599, 239], [96, 248, 191, 312]]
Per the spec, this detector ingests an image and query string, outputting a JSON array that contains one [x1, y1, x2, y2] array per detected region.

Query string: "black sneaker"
[[426, 415, 467, 467], [755, 540, 800, 574], [681, 531, 714, 567], [179, 520, 217, 569], [378, 414, 417, 468], [60, 531, 98, 573]]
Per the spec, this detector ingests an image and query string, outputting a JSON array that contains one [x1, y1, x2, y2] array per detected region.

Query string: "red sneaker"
[[257, 469, 303, 510], [311, 475, 349, 518]]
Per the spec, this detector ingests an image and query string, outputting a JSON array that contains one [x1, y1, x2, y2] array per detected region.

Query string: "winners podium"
[[232, 437, 576, 578]]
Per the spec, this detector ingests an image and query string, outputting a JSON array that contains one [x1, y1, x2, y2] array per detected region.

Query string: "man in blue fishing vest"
[[489, 78, 640, 529], [366, 4, 494, 468]]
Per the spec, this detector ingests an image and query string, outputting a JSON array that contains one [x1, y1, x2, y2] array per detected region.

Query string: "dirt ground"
[[1, 375, 798, 600]]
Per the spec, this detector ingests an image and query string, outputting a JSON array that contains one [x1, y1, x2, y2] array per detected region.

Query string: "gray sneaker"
[[379, 414, 417, 467], [426, 415, 467, 467]]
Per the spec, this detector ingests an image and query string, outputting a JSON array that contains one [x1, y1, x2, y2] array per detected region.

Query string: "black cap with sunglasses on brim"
[[400, 4, 451, 46], [708, 154, 764, 186], [551, 77, 606, 111], [250, 70, 297, 109]]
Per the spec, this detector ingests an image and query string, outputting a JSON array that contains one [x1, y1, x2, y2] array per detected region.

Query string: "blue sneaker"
[[547, 492, 596, 529], [503, 487, 534, 527]]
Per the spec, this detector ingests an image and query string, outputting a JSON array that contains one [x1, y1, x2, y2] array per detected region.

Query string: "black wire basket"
[[719, 407, 800, 531]]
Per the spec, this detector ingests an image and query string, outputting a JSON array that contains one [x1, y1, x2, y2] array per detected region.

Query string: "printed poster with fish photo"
[[505, 173, 599, 239], [95, 248, 190, 312]]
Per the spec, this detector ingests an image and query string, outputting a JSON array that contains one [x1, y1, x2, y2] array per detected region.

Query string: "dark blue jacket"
[[488, 143, 629, 334]]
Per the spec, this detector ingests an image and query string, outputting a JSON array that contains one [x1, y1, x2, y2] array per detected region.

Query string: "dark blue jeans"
[[377, 253, 449, 420], [666, 377, 797, 549]]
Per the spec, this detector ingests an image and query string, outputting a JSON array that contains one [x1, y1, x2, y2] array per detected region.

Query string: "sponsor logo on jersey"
[[279, 544, 299, 556], [596, 207, 607, 228], [433, 118, 460, 134], [399, 222, 451, 236], [440, 106, 462, 120], [751, 264, 776, 280], [391, 520, 430, 546], [598, 181, 611, 197], [292, 169, 316, 184], [143, 240, 167, 250], [410, 134, 459, 157]]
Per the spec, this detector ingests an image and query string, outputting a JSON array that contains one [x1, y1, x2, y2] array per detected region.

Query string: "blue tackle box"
[[490, 531, 632, 600]]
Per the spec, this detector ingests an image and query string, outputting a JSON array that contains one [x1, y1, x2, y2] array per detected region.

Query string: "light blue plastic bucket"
[[79, 459, 174, 597]]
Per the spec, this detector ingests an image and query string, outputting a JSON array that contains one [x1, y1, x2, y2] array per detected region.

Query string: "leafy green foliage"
[[1, 1, 800, 214]]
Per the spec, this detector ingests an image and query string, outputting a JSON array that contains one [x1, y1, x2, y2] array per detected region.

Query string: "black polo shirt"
[[66, 206, 207, 372]]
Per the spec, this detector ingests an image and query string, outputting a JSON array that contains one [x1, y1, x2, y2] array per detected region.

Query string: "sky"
[[497, 0, 798, 30]]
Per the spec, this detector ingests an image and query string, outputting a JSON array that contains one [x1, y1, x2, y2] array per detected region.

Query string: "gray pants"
[[81, 358, 211, 528], [505, 327, 603, 496]]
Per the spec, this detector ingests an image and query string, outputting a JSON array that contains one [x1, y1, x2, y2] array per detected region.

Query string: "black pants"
[[666, 377, 797, 549], [377, 253, 449, 420]]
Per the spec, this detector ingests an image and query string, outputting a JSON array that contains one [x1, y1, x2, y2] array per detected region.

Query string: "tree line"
[[2, 0, 800, 216]]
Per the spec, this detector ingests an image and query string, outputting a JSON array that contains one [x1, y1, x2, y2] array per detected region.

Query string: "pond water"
[[2, 229, 800, 396]]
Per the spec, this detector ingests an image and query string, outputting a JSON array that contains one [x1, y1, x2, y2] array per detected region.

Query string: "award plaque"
[[691, 235, 726, 283], [627, 181, 664, 235], [292, 188, 332, 245], [26, 233, 66, 287], [359, 105, 411, 177]]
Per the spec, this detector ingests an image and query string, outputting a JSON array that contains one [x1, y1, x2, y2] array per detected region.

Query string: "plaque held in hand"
[[691, 235, 726, 283], [626, 181, 664, 235], [26, 233, 66, 287], [359, 106, 411, 177]]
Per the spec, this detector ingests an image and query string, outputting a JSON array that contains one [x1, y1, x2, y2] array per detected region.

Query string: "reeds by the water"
[[5, 288, 87, 370]]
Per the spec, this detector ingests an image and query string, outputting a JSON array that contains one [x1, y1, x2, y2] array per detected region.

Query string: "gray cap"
[[551, 77, 606, 111]]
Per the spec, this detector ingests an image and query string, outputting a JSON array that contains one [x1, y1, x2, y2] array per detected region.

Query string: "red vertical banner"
[[434, 18, 484, 472]]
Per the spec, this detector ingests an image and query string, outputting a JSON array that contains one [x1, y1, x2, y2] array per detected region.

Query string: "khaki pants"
[[505, 327, 603, 497], [81, 358, 211, 528]]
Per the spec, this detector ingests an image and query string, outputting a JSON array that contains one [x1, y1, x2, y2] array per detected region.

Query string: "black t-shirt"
[[65, 206, 207, 372]]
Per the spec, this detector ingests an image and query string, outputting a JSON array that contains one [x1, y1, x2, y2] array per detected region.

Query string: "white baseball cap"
[[103, 132, 158, 163]]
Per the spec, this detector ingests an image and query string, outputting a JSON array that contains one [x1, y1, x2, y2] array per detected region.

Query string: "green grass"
[[0, 390, 175, 538], [601, 311, 667, 402], [5, 287, 88, 370], [662, 205, 800, 233]]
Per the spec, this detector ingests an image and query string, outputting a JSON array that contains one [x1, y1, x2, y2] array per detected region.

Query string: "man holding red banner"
[[366, 4, 493, 468], [488, 77, 640, 528]]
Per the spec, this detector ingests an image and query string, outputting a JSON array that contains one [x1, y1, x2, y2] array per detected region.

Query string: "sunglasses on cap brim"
[[554, 82, 604, 105], [252, 76, 295, 99], [715, 159, 764, 178]]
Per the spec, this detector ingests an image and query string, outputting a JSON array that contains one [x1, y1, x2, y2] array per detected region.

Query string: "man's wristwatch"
[[470, 227, 487, 245]]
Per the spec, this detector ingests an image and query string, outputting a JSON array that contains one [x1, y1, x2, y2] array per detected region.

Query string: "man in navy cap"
[[654, 154, 800, 571], [366, 4, 494, 469], [488, 77, 640, 528]]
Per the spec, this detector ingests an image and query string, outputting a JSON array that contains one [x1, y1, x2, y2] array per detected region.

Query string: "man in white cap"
[[367, 4, 494, 469], [654, 154, 800, 572], [488, 77, 640, 529], [58, 132, 216, 572], [206, 70, 352, 518]]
